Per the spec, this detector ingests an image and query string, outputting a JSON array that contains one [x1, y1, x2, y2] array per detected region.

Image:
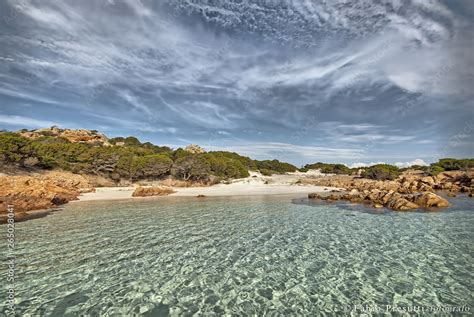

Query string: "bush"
[[433, 158, 474, 171], [256, 159, 297, 174], [427, 165, 445, 176], [0, 133, 31, 163], [171, 155, 211, 181], [204, 152, 250, 179], [362, 164, 400, 180], [259, 169, 275, 176], [130, 154, 173, 180], [304, 162, 351, 174]]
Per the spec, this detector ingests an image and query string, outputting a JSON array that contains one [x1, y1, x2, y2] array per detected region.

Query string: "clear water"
[[1, 195, 473, 315]]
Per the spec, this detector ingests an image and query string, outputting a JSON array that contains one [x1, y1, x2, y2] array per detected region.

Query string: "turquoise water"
[[1, 195, 473, 315]]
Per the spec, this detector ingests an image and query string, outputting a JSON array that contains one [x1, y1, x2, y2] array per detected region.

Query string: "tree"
[[130, 154, 173, 179], [171, 155, 211, 181]]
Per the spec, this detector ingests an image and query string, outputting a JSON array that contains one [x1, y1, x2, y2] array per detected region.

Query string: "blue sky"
[[0, 0, 473, 166]]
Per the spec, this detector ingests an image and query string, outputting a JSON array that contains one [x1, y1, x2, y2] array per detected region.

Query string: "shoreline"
[[75, 184, 337, 202]]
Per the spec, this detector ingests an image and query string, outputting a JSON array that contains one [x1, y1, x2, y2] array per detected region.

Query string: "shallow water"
[[1, 195, 473, 315]]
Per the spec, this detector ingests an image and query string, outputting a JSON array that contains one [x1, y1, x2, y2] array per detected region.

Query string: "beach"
[[76, 171, 336, 201]]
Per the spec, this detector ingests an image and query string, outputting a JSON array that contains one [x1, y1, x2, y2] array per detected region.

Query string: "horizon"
[[1, 1, 473, 166]]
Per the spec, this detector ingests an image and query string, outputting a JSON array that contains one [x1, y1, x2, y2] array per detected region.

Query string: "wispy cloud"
[[0, 114, 58, 128], [0, 0, 472, 163]]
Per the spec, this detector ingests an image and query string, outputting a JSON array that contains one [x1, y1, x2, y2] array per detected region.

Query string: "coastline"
[[75, 183, 336, 202]]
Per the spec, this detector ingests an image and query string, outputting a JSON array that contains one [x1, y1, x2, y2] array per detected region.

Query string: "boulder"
[[413, 192, 449, 208], [387, 196, 419, 211], [132, 187, 176, 197]]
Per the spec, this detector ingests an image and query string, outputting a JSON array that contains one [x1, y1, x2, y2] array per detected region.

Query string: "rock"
[[184, 144, 206, 154], [387, 196, 419, 211], [197, 194, 206, 198], [304, 170, 473, 211], [324, 194, 341, 201], [460, 186, 470, 193], [413, 192, 449, 208], [308, 193, 322, 199], [18, 127, 110, 146], [420, 176, 436, 186], [0, 172, 93, 215], [373, 203, 384, 209], [447, 192, 457, 197], [132, 187, 176, 197]]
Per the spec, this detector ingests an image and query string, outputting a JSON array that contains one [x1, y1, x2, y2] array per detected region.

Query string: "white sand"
[[76, 170, 336, 202]]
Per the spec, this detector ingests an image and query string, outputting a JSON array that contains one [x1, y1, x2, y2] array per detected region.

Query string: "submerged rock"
[[132, 186, 176, 197]]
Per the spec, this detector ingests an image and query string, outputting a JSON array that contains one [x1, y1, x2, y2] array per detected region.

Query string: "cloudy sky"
[[0, 0, 473, 166]]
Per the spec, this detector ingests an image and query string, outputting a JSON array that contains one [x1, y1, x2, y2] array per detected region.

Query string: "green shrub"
[[304, 162, 350, 174], [362, 164, 400, 180], [427, 165, 445, 176], [259, 169, 275, 176], [204, 153, 249, 179], [171, 155, 211, 181], [433, 158, 474, 171], [130, 154, 173, 180], [256, 159, 297, 174]]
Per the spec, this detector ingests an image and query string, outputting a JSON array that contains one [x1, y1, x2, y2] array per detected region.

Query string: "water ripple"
[[1, 195, 473, 315]]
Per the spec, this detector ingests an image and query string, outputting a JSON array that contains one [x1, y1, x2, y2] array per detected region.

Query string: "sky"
[[0, 0, 473, 166]]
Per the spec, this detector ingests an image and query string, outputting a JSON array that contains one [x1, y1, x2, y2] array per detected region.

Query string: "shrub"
[[304, 162, 351, 174], [433, 158, 474, 171], [204, 153, 250, 179], [362, 164, 400, 180], [256, 159, 297, 174], [130, 154, 173, 180], [427, 165, 445, 176], [0, 133, 31, 162], [259, 169, 275, 176], [171, 155, 211, 181]]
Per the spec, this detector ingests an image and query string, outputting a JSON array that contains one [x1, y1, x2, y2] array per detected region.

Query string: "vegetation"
[[426, 165, 445, 176], [361, 164, 401, 180], [0, 131, 293, 183], [303, 162, 352, 175], [431, 158, 474, 171], [2, 130, 472, 184], [256, 159, 297, 175]]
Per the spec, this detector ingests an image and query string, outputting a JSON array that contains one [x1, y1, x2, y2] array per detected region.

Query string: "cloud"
[[394, 159, 429, 168], [349, 162, 387, 169], [0, 0, 472, 163], [349, 159, 429, 168], [0, 114, 58, 128], [209, 142, 364, 161]]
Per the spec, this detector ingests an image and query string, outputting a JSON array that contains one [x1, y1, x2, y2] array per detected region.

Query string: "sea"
[[1, 194, 473, 315]]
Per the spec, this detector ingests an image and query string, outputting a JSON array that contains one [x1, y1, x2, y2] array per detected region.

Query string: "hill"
[[0, 127, 297, 183]]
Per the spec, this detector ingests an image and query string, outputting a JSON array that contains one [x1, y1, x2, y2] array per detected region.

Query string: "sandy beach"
[[76, 171, 336, 202]]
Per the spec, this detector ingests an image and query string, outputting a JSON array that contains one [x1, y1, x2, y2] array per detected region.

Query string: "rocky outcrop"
[[306, 170, 473, 196], [308, 189, 450, 211], [0, 172, 94, 223], [413, 192, 449, 208], [132, 187, 176, 197], [18, 127, 111, 146], [184, 144, 206, 154]]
